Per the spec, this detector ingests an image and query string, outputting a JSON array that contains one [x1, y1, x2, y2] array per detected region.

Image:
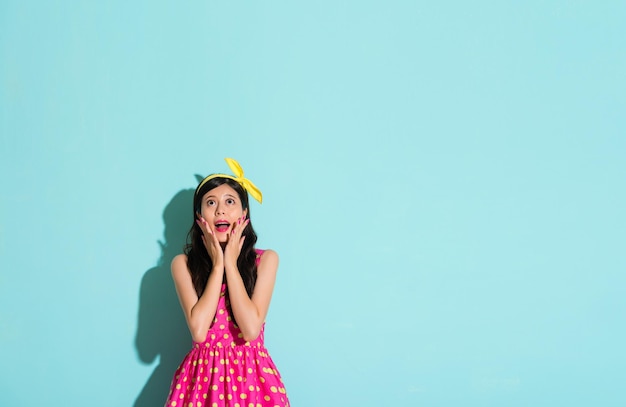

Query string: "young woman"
[[164, 158, 289, 407]]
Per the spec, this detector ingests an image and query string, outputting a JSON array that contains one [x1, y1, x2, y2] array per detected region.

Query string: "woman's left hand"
[[224, 216, 249, 268]]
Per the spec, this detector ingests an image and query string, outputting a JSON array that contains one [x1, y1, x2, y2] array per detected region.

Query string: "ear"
[[243, 208, 248, 219]]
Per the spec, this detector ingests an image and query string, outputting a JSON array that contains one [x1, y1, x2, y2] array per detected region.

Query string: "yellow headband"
[[195, 158, 263, 204]]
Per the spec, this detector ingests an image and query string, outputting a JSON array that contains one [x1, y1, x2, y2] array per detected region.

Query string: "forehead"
[[202, 183, 239, 200]]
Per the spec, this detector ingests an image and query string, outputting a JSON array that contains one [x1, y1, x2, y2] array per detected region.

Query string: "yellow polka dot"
[[260, 377, 265, 383], [211, 334, 216, 340], [249, 403, 254, 407], [212, 385, 218, 391], [219, 394, 225, 400], [220, 324, 225, 329], [224, 334, 229, 339], [176, 384, 181, 390], [232, 385, 238, 391], [187, 403, 193, 407], [240, 394, 247, 400], [237, 376, 243, 382], [179, 394, 184, 399], [171, 402, 177, 407], [247, 368, 253, 373], [249, 385, 255, 391], [219, 309, 224, 314], [204, 377, 208, 383], [270, 386, 278, 393], [234, 360, 239, 365], [264, 396, 271, 401], [219, 376, 224, 382], [203, 394, 207, 399]]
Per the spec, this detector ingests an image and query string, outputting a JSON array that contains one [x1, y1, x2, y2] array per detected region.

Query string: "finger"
[[196, 217, 208, 235], [238, 235, 246, 251], [209, 226, 220, 246], [201, 217, 217, 239], [233, 217, 248, 236], [235, 219, 249, 239]]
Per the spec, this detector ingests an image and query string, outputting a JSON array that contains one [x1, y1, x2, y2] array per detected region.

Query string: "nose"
[[215, 203, 225, 215]]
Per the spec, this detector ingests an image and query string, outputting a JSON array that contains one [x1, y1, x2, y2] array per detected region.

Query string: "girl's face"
[[199, 183, 247, 242]]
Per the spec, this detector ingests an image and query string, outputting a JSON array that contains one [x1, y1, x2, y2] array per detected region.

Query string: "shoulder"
[[256, 249, 278, 262], [171, 254, 189, 276], [256, 249, 279, 272]]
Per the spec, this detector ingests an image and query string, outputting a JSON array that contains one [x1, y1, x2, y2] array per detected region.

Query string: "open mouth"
[[214, 221, 230, 233]]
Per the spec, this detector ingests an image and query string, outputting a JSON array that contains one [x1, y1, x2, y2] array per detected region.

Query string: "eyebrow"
[[206, 194, 237, 200]]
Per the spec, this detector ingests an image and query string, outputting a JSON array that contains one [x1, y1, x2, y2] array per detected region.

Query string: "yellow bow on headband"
[[196, 158, 263, 204]]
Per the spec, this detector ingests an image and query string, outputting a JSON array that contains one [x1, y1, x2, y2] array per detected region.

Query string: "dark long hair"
[[185, 177, 258, 299]]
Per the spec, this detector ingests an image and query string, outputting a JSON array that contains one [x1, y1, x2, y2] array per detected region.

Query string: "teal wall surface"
[[1, 1, 625, 406]]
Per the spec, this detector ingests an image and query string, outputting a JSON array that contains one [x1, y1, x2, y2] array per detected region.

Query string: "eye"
[[206, 199, 216, 206], [226, 198, 236, 205]]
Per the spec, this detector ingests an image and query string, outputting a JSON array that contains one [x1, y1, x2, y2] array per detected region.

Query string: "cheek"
[[199, 208, 212, 220]]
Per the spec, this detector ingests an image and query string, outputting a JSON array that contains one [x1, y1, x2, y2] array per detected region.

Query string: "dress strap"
[[255, 249, 265, 266]]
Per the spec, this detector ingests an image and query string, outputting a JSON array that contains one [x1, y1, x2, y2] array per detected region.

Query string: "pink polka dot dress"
[[164, 250, 290, 407]]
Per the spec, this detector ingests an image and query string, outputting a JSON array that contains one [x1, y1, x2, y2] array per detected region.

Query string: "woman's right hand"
[[196, 214, 224, 269]]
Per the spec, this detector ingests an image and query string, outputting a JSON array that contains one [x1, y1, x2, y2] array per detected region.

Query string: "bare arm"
[[225, 249, 279, 341], [171, 254, 224, 342]]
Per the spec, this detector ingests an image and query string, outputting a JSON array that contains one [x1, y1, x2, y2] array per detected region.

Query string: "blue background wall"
[[1, 1, 625, 406]]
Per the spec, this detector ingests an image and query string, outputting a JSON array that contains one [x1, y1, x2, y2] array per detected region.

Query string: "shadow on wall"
[[134, 188, 195, 407]]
